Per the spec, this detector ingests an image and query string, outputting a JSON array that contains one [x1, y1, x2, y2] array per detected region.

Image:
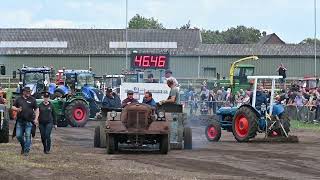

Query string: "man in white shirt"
[[163, 69, 179, 87]]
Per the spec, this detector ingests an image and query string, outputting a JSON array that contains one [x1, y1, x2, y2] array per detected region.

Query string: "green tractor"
[[208, 56, 258, 94], [11, 66, 89, 127]]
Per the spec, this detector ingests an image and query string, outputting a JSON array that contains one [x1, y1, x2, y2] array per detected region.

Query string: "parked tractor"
[[11, 66, 89, 127], [94, 103, 192, 154], [55, 69, 104, 118], [14, 66, 56, 98], [207, 56, 258, 94], [206, 76, 297, 142]]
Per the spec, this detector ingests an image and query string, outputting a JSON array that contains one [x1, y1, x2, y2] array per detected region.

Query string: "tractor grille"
[[127, 110, 148, 129]]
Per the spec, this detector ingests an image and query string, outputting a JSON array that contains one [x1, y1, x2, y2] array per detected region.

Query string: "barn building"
[[0, 28, 319, 86]]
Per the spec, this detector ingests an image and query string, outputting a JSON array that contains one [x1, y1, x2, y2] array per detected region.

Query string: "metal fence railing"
[[0, 76, 18, 89]]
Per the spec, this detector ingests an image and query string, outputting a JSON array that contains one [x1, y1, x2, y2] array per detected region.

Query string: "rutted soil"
[[0, 120, 319, 180]]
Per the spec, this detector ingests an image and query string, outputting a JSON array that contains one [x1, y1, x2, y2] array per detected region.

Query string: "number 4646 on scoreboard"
[[131, 53, 169, 69]]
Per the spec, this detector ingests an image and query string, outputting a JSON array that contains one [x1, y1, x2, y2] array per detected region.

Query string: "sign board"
[[120, 83, 170, 102], [131, 53, 170, 69]]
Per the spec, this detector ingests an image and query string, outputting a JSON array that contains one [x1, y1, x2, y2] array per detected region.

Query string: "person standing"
[[277, 63, 287, 89], [12, 87, 39, 156], [38, 92, 57, 154], [146, 73, 158, 83], [163, 69, 179, 87], [0, 87, 7, 104]]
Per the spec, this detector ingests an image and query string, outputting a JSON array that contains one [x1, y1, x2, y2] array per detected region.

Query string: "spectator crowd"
[[183, 80, 320, 124]]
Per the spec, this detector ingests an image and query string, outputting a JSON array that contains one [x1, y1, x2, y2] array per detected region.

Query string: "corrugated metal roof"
[[0, 28, 318, 57], [197, 44, 320, 57], [0, 28, 200, 55]]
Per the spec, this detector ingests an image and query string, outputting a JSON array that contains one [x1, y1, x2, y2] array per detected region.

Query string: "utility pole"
[[315, 0, 317, 77], [125, 0, 128, 70]]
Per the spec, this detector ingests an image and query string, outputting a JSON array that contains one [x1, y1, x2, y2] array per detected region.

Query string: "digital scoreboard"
[[131, 53, 169, 69]]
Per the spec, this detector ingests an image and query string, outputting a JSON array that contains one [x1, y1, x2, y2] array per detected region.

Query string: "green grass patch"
[[291, 120, 320, 131]]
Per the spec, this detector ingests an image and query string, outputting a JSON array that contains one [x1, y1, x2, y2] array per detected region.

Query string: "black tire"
[[184, 127, 192, 149], [65, 100, 89, 127], [205, 120, 221, 142], [106, 134, 115, 154], [272, 113, 291, 136], [0, 117, 9, 143], [57, 119, 69, 127], [159, 134, 169, 154], [232, 106, 258, 142], [94, 126, 101, 148]]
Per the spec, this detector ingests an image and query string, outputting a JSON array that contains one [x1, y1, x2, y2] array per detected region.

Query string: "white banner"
[[120, 83, 170, 103]]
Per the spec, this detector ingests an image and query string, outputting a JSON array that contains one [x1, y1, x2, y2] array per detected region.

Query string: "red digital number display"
[[131, 54, 169, 69]]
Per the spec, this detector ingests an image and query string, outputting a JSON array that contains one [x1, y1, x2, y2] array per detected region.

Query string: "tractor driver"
[[121, 90, 138, 108], [102, 88, 121, 109], [250, 85, 268, 109], [159, 77, 180, 105]]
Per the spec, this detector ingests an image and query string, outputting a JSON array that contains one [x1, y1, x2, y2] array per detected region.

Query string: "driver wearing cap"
[[102, 88, 121, 109], [121, 90, 138, 108]]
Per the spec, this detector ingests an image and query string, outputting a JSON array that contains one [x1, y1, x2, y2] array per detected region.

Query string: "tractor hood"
[[82, 86, 104, 102], [216, 107, 238, 115]]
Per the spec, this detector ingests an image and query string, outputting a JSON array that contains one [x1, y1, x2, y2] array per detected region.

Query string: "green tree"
[[201, 26, 262, 44], [222, 26, 262, 44], [201, 30, 225, 44], [299, 38, 320, 45], [128, 14, 165, 29], [180, 20, 191, 29]]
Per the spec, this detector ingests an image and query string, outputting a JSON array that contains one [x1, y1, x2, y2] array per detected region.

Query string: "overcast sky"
[[0, 0, 319, 43]]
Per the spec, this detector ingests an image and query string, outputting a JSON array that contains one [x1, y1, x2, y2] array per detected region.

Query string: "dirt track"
[[0, 120, 320, 180]]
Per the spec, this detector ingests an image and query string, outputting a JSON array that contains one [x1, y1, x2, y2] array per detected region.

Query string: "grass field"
[[291, 120, 320, 131]]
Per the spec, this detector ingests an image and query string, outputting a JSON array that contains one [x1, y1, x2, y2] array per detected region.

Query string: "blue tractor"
[[54, 69, 104, 118], [205, 76, 294, 142], [14, 66, 57, 98], [11, 66, 91, 127]]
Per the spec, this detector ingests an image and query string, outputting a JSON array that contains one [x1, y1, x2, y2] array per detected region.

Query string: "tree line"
[[128, 14, 320, 45]]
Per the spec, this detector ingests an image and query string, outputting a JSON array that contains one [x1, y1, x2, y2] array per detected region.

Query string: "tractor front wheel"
[[159, 134, 169, 154], [94, 126, 100, 148], [183, 127, 192, 149], [232, 106, 258, 142], [205, 120, 221, 142], [65, 100, 89, 127]]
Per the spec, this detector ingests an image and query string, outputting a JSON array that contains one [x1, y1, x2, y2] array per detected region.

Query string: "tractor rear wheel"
[[183, 127, 192, 149], [232, 106, 258, 142], [272, 113, 291, 137], [0, 117, 9, 143], [65, 100, 89, 127], [205, 120, 221, 142]]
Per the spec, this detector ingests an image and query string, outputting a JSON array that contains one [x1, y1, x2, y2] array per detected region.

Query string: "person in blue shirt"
[[102, 88, 121, 108], [142, 91, 156, 107]]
